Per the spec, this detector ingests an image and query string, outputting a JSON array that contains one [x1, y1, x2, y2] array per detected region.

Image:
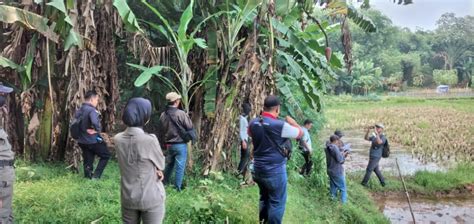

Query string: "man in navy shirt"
[[249, 95, 303, 224], [74, 90, 111, 179], [361, 123, 387, 187]]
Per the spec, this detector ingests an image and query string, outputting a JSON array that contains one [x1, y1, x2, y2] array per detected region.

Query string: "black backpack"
[[69, 115, 84, 140], [382, 139, 390, 158]]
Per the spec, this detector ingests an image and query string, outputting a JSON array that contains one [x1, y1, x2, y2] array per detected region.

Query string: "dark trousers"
[[253, 171, 287, 224], [299, 151, 313, 176], [362, 157, 385, 185], [237, 143, 250, 175], [78, 143, 111, 179]]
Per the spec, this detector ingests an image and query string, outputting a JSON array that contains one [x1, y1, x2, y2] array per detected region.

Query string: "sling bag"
[[165, 110, 197, 143], [259, 117, 293, 159]]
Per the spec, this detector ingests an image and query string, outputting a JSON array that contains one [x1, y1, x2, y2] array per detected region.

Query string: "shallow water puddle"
[[376, 196, 474, 224]]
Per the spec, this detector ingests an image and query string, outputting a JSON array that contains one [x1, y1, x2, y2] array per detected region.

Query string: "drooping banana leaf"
[[113, 0, 143, 33], [0, 5, 59, 42], [347, 5, 376, 33], [0, 56, 22, 71]]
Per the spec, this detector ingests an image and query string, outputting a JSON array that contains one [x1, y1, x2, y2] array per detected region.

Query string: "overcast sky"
[[370, 0, 474, 30]]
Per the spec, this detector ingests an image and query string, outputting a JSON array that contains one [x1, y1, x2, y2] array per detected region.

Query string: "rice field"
[[324, 97, 474, 164]]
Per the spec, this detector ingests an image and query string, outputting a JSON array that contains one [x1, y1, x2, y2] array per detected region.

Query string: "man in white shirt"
[[237, 103, 251, 175], [299, 119, 314, 176]]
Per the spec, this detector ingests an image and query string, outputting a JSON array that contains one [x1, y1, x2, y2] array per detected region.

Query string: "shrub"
[[433, 69, 458, 85]]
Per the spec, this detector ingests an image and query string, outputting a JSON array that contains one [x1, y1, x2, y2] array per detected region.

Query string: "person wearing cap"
[[298, 119, 314, 176], [73, 90, 111, 179], [237, 102, 252, 177], [114, 98, 166, 223], [158, 92, 193, 191], [334, 130, 344, 147], [325, 135, 348, 204], [361, 123, 387, 187], [0, 82, 15, 223], [248, 95, 303, 224]]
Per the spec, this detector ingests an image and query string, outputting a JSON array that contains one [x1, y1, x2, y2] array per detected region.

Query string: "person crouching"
[[114, 98, 166, 224]]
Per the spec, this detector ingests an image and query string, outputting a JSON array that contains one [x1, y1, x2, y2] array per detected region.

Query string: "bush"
[[433, 69, 458, 85]]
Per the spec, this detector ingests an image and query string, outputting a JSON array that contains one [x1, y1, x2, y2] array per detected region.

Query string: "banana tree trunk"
[[202, 30, 272, 175]]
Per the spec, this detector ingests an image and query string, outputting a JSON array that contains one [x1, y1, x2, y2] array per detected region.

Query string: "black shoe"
[[361, 182, 369, 187], [381, 182, 386, 187]]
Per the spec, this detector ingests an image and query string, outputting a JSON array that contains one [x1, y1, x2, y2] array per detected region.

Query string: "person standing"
[[114, 98, 166, 224], [249, 95, 303, 224], [159, 92, 193, 191], [334, 130, 344, 148], [237, 102, 251, 176], [0, 83, 14, 224], [299, 119, 313, 176], [325, 135, 348, 204], [361, 123, 387, 187], [74, 90, 111, 179]]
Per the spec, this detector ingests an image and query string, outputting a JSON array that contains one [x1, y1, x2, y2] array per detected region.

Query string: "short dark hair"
[[242, 102, 251, 115], [263, 95, 280, 112], [303, 119, 313, 125], [330, 135, 339, 143], [84, 90, 98, 100]]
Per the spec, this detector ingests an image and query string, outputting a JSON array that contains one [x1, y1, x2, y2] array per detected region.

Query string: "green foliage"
[[433, 69, 458, 85], [347, 5, 377, 33], [351, 60, 383, 95], [273, 17, 340, 114]]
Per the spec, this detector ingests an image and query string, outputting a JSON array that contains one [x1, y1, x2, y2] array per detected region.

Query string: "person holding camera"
[[73, 90, 111, 179], [248, 95, 303, 224], [361, 123, 387, 187], [325, 135, 348, 204]]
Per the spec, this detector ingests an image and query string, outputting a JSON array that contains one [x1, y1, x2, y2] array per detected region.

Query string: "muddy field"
[[320, 128, 473, 224]]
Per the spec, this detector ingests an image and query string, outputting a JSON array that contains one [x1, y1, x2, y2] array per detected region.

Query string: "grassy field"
[[13, 159, 388, 223], [323, 97, 474, 163]]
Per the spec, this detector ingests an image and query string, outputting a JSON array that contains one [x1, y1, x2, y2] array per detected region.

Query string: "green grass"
[[13, 160, 388, 223], [348, 163, 474, 195]]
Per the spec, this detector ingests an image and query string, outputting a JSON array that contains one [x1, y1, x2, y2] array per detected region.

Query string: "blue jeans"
[[253, 171, 287, 224], [329, 174, 347, 204], [164, 144, 187, 191]]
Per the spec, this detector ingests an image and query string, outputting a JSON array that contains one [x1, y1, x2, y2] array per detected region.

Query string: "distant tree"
[[433, 13, 474, 71]]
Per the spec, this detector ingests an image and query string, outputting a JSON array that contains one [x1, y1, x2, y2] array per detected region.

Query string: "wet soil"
[[374, 195, 474, 224]]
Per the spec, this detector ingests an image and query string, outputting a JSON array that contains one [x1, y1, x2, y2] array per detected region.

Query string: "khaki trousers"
[[0, 167, 14, 224], [122, 203, 165, 224]]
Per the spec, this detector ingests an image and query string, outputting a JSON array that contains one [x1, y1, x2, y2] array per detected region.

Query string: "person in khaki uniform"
[[114, 98, 166, 224], [0, 82, 14, 224]]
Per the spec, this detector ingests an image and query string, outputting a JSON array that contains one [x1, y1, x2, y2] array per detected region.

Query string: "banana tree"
[[127, 0, 215, 113]]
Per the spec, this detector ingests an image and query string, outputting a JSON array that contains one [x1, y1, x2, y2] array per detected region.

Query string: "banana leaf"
[[0, 5, 59, 42]]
